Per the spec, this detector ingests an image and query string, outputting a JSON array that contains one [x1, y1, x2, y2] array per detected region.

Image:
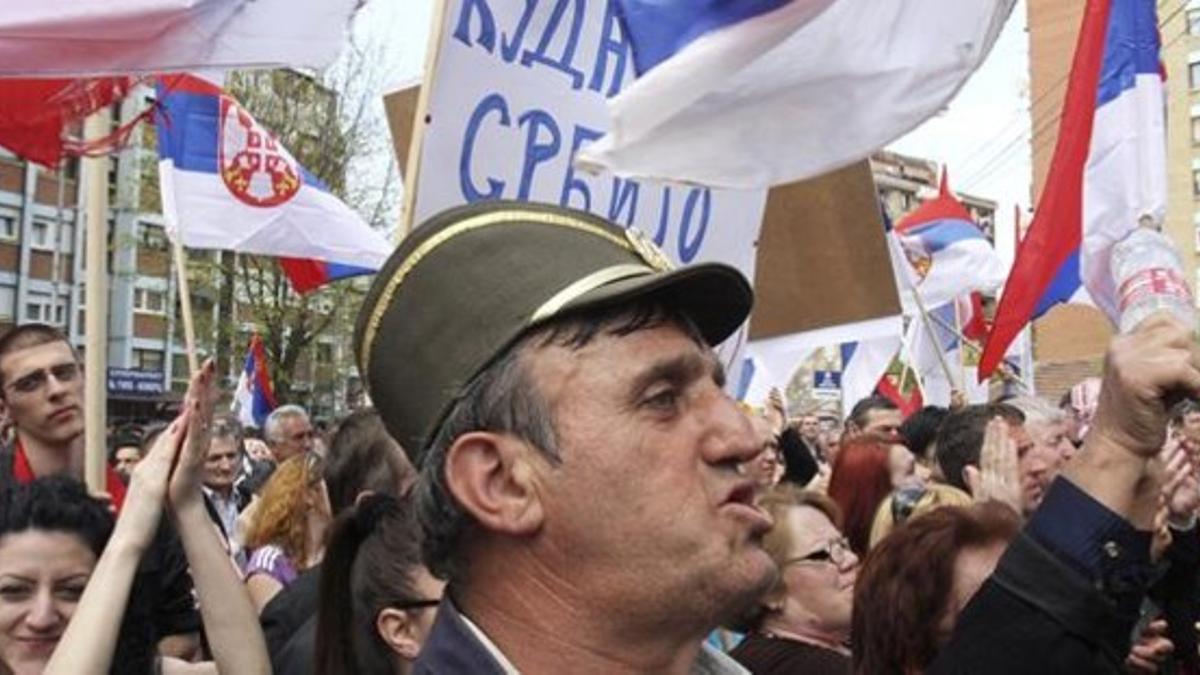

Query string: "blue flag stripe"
[[615, 0, 791, 74]]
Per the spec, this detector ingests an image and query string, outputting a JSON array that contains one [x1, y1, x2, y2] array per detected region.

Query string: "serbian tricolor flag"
[[233, 335, 277, 429], [155, 73, 390, 293], [894, 172, 1007, 310], [980, 0, 1166, 377], [577, 0, 1015, 188]]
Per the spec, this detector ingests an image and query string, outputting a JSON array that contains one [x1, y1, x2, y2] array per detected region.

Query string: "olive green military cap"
[[354, 200, 753, 465]]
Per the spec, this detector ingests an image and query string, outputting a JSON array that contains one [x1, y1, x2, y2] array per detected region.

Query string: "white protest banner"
[[411, 0, 768, 285]]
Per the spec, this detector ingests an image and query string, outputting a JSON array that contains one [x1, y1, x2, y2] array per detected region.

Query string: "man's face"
[[204, 436, 240, 492], [271, 414, 313, 462], [1181, 412, 1200, 445], [861, 408, 902, 442], [798, 415, 820, 442], [0, 342, 84, 447], [1010, 422, 1049, 516], [111, 446, 141, 480], [1028, 419, 1074, 473], [743, 415, 781, 490], [526, 323, 776, 629]]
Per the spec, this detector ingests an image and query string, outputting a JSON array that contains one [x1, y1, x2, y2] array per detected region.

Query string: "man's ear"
[[376, 607, 422, 661], [963, 464, 982, 497], [444, 431, 545, 536]]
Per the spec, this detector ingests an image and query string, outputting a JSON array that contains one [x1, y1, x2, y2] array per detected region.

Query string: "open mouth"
[[722, 481, 774, 534]]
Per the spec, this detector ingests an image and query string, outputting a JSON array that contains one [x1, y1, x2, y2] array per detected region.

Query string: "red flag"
[[977, 0, 1113, 378], [0, 77, 144, 167]]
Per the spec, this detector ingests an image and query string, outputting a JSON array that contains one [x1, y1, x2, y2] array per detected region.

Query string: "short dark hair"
[[0, 475, 114, 557], [108, 425, 145, 462], [848, 395, 899, 432], [935, 403, 1025, 491], [899, 406, 949, 463], [0, 323, 76, 391], [323, 408, 414, 515], [1170, 399, 1200, 427]]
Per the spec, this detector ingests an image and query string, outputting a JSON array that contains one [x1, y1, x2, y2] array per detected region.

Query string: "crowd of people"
[[0, 201, 1197, 673]]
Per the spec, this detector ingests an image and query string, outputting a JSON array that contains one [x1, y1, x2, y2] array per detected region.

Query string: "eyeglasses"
[[5, 362, 80, 395], [781, 537, 853, 567]]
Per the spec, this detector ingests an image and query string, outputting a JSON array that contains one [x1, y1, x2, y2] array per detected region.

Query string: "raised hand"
[[968, 417, 1021, 514], [1092, 314, 1200, 459], [121, 409, 191, 553], [169, 359, 218, 510], [1160, 436, 1200, 528]]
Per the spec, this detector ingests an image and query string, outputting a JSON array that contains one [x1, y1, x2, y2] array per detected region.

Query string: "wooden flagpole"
[[82, 111, 110, 494], [953, 298, 968, 392], [926, 307, 1031, 392], [171, 237, 199, 376], [909, 288, 960, 391], [397, 0, 448, 240]]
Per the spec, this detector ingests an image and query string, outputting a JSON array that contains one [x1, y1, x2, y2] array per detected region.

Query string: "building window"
[[0, 287, 15, 322], [1193, 169, 1200, 198], [1192, 61, 1200, 91], [24, 294, 64, 326], [133, 348, 164, 372], [0, 212, 16, 241], [29, 220, 52, 249], [133, 288, 166, 314], [138, 223, 169, 251], [1190, 9, 1200, 36]]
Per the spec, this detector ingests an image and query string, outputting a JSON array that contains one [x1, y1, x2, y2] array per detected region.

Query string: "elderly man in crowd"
[[357, 202, 773, 674], [264, 404, 316, 462]]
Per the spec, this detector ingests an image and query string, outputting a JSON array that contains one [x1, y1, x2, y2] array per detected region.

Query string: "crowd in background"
[[0, 203, 1198, 674]]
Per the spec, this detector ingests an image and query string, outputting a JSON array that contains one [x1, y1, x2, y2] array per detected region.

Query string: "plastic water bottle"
[[1110, 218, 1196, 334]]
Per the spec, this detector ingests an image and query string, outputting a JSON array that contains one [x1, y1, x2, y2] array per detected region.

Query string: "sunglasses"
[[6, 362, 80, 395]]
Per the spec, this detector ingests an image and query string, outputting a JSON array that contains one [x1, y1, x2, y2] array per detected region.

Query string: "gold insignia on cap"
[[625, 228, 675, 272]]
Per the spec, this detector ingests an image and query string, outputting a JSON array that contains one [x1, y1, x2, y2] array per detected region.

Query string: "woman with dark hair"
[[828, 438, 901, 556], [0, 361, 269, 674], [314, 494, 443, 675], [851, 502, 1020, 674], [729, 484, 857, 674]]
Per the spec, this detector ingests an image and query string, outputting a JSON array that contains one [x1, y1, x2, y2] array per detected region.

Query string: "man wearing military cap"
[[356, 201, 774, 674]]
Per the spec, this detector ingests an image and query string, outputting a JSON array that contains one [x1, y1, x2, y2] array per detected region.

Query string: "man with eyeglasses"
[[0, 323, 203, 665], [264, 403, 316, 463]]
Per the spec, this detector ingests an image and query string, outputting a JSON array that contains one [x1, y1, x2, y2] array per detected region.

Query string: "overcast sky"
[[371, 0, 1032, 261]]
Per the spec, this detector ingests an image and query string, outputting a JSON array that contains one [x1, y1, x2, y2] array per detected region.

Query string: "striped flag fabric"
[[232, 335, 277, 429], [980, 0, 1165, 376], [576, 0, 1016, 188]]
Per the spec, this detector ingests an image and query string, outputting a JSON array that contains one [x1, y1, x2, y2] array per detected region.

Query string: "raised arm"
[[167, 360, 270, 675], [42, 413, 190, 675]]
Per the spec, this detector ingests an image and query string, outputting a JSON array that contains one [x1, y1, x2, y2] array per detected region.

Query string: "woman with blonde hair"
[[243, 452, 332, 612]]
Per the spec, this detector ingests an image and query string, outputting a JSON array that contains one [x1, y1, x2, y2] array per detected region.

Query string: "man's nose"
[[703, 398, 761, 467]]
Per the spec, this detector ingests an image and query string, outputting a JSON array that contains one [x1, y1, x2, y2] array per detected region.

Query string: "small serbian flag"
[[155, 73, 390, 292], [894, 172, 1007, 311], [233, 335, 277, 429]]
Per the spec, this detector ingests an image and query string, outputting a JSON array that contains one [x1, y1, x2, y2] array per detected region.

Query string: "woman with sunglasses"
[[242, 452, 332, 613], [314, 493, 443, 675], [728, 484, 858, 674]]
